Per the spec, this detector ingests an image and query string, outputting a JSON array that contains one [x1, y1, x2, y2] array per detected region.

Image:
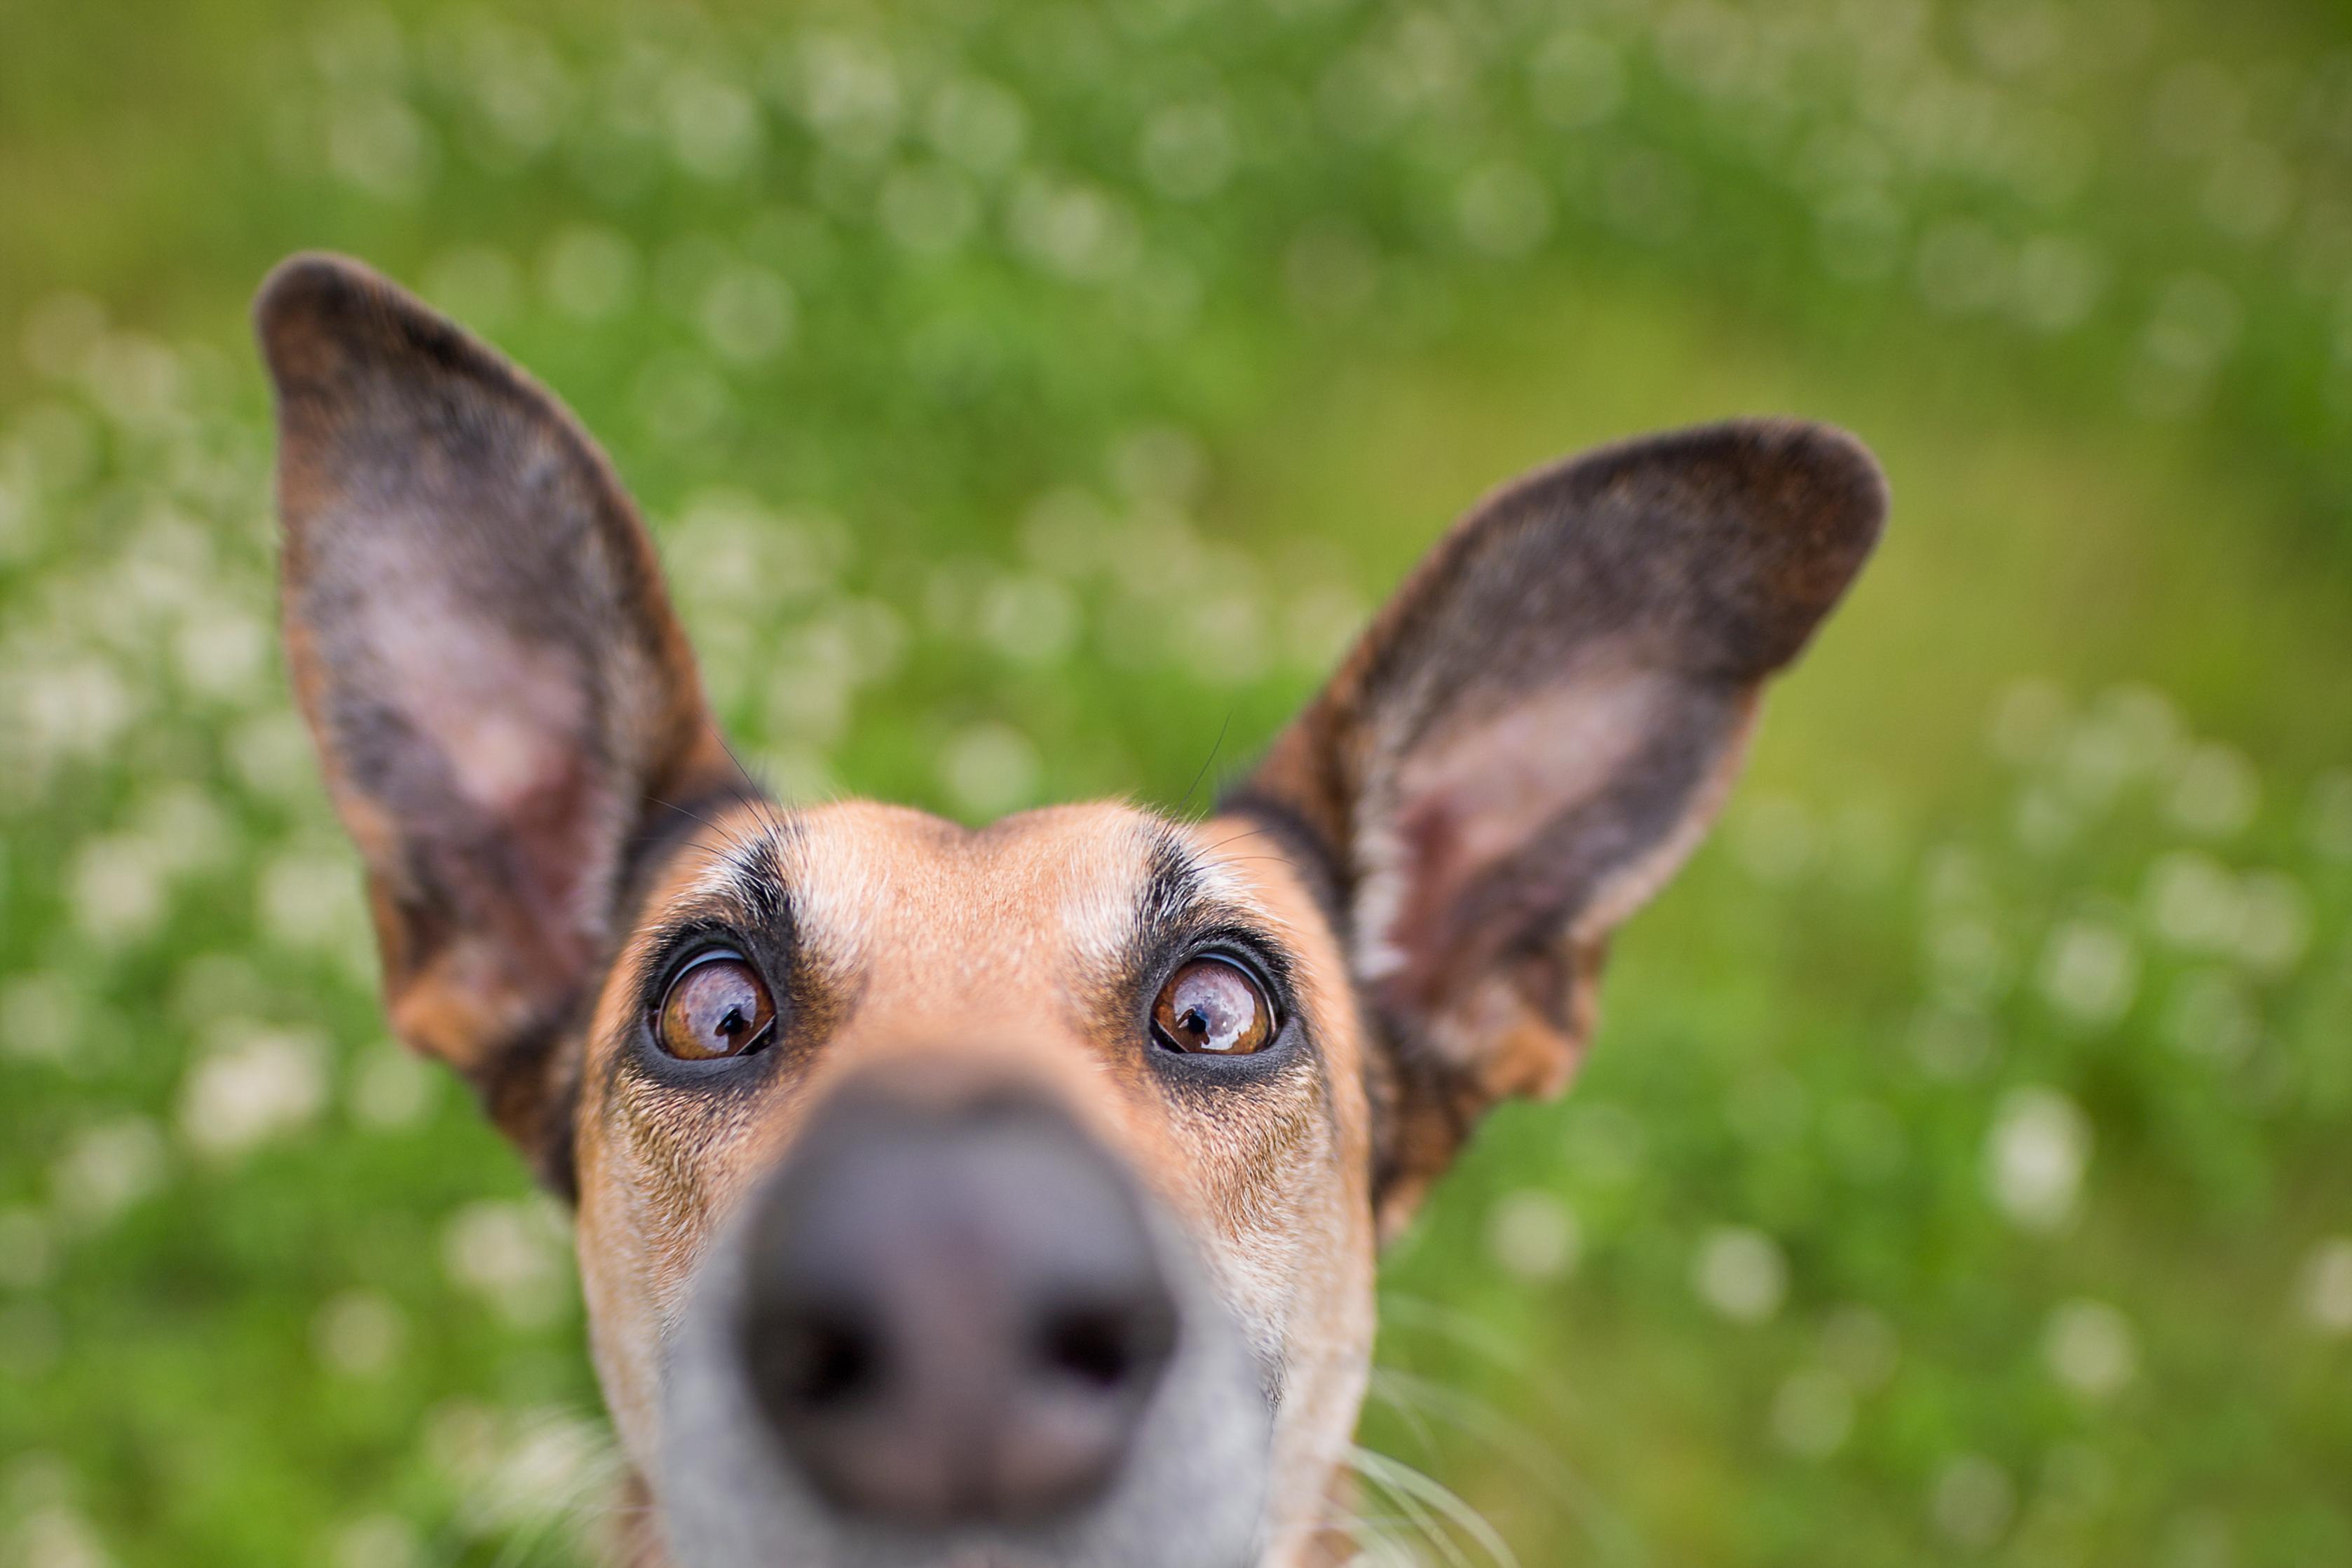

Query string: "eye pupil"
[[1151, 957, 1274, 1058]]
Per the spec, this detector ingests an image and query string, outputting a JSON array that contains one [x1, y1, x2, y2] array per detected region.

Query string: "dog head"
[[256, 252, 1883, 1567]]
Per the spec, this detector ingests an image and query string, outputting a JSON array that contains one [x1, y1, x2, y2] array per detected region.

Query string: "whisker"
[[1349, 1449, 1477, 1568], [1378, 1292, 1541, 1376], [1299, 1472, 1423, 1567], [1179, 707, 1237, 818], [1368, 1369, 1647, 1567], [1195, 820, 1279, 855], [1366, 1367, 1447, 1459], [1352, 1446, 1518, 1568], [644, 792, 770, 871], [423, 1406, 623, 1568]]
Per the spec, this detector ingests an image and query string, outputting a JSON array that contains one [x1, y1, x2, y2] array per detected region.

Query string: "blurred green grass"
[[2, 0, 2351, 1564]]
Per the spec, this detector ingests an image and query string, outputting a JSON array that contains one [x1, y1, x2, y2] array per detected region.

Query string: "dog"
[[254, 251, 1884, 1567]]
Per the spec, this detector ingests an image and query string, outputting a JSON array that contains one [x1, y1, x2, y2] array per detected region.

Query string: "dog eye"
[[1151, 957, 1274, 1056], [658, 953, 776, 1061]]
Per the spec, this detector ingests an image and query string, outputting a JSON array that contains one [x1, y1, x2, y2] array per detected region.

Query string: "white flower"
[[2299, 1238, 2352, 1335], [925, 78, 1026, 175], [1008, 178, 1141, 283], [459, 1410, 614, 1532], [258, 852, 365, 955], [351, 1047, 436, 1132], [2169, 743, 2258, 836], [329, 1514, 421, 1568], [229, 711, 320, 801], [2038, 919, 2138, 1027], [2144, 851, 2241, 949], [2044, 1299, 2138, 1400], [1486, 1190, 1581, 1282], [69, 836, 168, 946], [314, 1290, 407, 1378], [698, 266, 796, 364], [442, 1201, 571, 1328], [52, 1118, 166, 1228], [1456, 163, 1554, 258], [1138, 102, 1237, 201], [1, 974, 83, 1065], [1985, 1087, 2091, 1232], [977, 575, 1079, 666], [1930, 1454, 2015, 1550], [1820, 1304, 1901, 1389], [541, 226, 639, 321], [327, 94, 435, 200], [939, 722, 1040, 820], [1734, 793, 1816, 884], [10, 1505, 113, 1568], [2232, 872, 2309, 975], [2013, 235, 2105, 334], [1770, 1367, 1854, 1458], [663, 73, 762, 182], [179, 1027, 329, 1160], [1692, 1227, 1787, 1323], [798, 34, 902, 158]]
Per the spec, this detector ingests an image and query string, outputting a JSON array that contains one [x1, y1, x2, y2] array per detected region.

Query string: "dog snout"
[[737, 1087, 1180, 1528]]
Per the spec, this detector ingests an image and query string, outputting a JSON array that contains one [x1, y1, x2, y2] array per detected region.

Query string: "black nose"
[[738, 1089, 1181, 1527]]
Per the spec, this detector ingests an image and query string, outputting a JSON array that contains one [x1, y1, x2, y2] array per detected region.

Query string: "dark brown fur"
[[260, 254, 746, 1184], [1228, 421, 1883, 1225], [255, 252, 1885, 1564]]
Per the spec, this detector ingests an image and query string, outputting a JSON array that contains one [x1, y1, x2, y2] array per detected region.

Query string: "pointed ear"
[[1226, 419, 1886, 1227], [257, 253, 746, 1185]]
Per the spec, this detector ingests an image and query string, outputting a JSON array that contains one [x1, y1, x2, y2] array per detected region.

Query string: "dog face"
[[256, 254, 1883, 1567]]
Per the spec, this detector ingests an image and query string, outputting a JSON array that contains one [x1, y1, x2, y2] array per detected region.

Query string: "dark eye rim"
[[646, 943, 780, 1066], [1139, 940, 1303, 1083]]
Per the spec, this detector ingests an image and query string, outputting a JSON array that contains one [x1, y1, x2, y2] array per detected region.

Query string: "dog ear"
[[1226, 420, 1885, 1229], [257, 253, 745, 1187]]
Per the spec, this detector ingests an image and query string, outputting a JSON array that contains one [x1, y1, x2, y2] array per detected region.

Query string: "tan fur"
[[571, 804, 1377, 1563], [256, 253, 1884, 1566]]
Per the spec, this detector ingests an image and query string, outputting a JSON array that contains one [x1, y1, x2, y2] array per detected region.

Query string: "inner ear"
[[1366, 658, 1749, 1014], [259, 253, 749, 1185], [1228, 418, 1886, 1228]]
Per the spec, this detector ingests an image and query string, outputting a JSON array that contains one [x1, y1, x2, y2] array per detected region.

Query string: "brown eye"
[[1151, 957, 1275, 1056], [657, 953, 776, 1061]]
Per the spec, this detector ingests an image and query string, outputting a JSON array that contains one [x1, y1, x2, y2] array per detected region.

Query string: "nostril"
[[749, 1304, 883, 1413], [1037, 1296, 1178, 1393], [1040, 1307, 1132, 1389]]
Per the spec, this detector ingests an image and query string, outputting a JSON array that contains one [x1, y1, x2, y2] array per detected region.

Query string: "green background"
[[2, 0, 2351, 1563]]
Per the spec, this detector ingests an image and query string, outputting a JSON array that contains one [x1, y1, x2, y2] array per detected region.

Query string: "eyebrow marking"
[[677, 808, 795, 924], [1127, 820, 1303, 1001], [1139, 822, 1212, 931], [602, 810, 832, 1103], [1137, 818, 1265, 929], [623, 810, 804, 990]]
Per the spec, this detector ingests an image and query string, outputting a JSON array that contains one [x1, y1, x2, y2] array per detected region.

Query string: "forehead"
[[677, 798, 1245, 949], [634, 799, 1321, 1030]]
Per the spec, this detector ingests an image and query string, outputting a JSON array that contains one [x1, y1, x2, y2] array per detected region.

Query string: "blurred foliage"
[[2, 0, 2351, 1564]]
